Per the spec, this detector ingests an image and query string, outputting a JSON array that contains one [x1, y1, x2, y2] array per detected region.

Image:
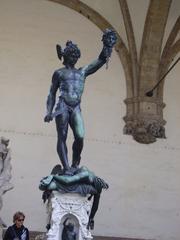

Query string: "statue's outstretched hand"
[[44, 114, 53, 122], [101, 29, 117, 68], [102, 29, 117, 48], [103, 46, 112, 58]]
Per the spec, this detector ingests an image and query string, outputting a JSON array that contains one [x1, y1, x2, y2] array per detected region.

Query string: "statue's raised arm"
[[82, 29, 117, 77]]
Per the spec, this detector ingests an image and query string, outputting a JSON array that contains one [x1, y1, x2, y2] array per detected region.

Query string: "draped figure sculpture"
[[0, 137, 13, 229]]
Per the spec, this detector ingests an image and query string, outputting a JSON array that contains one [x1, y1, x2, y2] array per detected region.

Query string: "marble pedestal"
[[46, 191, 93, 240]]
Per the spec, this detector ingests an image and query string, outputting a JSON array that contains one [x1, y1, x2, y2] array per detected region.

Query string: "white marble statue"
[[0, 137, 13, 238]]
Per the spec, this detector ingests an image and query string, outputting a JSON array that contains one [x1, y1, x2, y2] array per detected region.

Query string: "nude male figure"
[[44, 29, 117, 175]]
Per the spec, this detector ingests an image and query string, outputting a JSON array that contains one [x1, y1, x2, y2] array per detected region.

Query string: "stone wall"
[[0, 1, 179, 240]]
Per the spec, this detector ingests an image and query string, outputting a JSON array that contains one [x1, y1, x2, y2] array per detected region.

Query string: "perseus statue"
[[44, 29, 117, 175]]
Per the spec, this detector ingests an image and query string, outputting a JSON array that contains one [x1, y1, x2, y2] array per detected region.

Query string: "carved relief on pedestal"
[[46, 192, 93, 240]]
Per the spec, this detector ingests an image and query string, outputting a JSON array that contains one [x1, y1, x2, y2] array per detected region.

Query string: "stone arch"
[[48, 0, 132, 96]]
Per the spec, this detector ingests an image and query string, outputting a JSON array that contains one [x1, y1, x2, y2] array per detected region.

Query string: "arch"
[[60, 214, 80, 240], [48, 0, 133, 97]]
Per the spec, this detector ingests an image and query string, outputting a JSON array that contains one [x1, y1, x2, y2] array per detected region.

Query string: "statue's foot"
[[46, 223, 51, 230], [63, 166, 80, 176], [42, 190, 51, 203], [87, 218, 94, 230], [51, 164, 63, 175], [70, 166, 79, 174], [63, 169, 75, 176]]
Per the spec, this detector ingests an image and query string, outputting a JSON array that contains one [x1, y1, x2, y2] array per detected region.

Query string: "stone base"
[[46, 191, 93, 240]]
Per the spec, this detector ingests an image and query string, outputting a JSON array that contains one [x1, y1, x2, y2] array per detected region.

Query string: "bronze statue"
[[39, 166, 108, 230], [39, 166, 108, 193], [62, 218, 76, 240], [44, 29, 117, 175]]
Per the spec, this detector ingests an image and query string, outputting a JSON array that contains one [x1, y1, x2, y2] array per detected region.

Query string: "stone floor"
[[2, 229, 146, 240], [29, 231, 145, 240]]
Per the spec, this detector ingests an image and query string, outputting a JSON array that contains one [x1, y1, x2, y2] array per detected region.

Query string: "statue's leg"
[[88, 193, 100, 230], [55, 112, 70, 171], [70, 109, 85, 168]]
